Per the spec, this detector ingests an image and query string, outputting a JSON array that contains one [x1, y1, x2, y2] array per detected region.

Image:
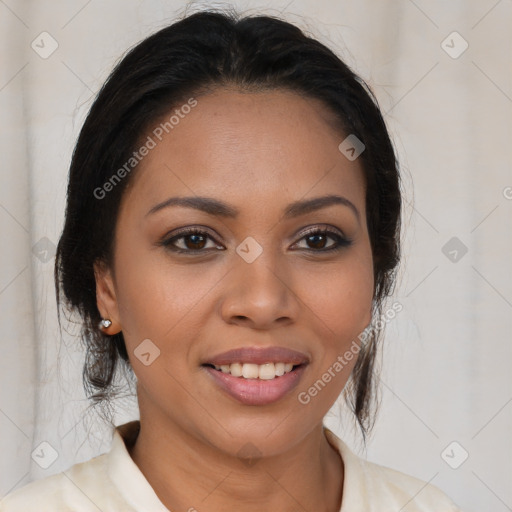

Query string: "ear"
[[94, 260, 121, 334]]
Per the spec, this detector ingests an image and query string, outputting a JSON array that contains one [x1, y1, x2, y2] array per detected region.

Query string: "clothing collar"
[[107, 420, 364, 512], [324, 427, 370, 511], [107, 420, 170, 511]]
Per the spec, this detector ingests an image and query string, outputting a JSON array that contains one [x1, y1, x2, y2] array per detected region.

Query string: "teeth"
[[211, 362, 297, 380], [258, 363, 275, 380], [230, 363, 243, 377], [242, 363, 259, 379]]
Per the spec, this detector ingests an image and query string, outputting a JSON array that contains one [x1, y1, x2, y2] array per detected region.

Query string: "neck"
[[128, 415, 344, 512]]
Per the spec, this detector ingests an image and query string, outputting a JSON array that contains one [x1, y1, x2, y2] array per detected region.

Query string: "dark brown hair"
[[55, 9, 401, 438]]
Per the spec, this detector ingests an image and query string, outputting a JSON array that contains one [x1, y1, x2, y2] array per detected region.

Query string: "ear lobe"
[[94, 260, 121, 333]]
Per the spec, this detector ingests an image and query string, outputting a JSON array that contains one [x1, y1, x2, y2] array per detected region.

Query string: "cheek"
[[112, 238, 217, 348], [112, 255, 213, 400], [295, 256, 373, 413], [317, 278, 372, 331], [298, 255, 374, 344]]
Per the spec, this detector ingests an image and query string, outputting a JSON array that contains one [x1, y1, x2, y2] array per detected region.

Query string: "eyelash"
[[159, 225, 353, 255]]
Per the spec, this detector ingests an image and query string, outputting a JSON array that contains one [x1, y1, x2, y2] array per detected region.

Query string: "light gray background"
[[1, 1, 511, 511]]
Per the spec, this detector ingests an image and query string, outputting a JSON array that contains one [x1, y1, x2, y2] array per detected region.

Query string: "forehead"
[[123, 88, 366, 215]]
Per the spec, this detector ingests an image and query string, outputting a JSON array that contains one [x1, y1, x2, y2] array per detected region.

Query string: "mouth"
[[201, 346, 309, 406], [203, 361, 303, 380]]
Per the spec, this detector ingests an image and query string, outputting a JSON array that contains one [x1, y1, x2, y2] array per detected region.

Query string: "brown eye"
[[181, 232, 208, 250], [293, 227, 352, 252], [161, 228, 224, 254], [305, 232, 331, 249]]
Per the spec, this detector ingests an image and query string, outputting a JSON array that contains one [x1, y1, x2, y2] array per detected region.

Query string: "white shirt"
[[0, 420, 462, 511]]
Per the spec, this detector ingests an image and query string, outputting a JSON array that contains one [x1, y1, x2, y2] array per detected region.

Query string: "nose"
[[220, 248, 300, 330]]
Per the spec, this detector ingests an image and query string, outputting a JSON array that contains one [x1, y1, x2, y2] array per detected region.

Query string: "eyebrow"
[[146, 194, 360, 223]]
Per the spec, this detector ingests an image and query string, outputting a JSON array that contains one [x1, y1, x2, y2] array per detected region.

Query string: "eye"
[[160, 227, 224, 254], [159, 225, 352, 255], [292, 226, 353, 252]]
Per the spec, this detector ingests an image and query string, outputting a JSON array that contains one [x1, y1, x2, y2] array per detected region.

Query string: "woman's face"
[[96, 88, 374, 457]]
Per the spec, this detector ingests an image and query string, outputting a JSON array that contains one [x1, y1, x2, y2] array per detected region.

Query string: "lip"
[[203, 364, 307, 406], [204, 346, 310, 366]]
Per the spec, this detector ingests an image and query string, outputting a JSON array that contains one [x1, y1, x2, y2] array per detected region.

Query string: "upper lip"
[[204, 346, 310, 366]]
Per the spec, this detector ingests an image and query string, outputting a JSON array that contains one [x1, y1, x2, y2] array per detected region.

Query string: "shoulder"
[[324, 428, 463, 511], [1, 421, 144, 512], [0, 453, 117, 512], [359, 459, 462, 511]]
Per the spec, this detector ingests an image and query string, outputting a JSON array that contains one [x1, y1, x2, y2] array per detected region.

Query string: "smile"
[[209, 362, 296, 380], [202, 346, 309, 406]]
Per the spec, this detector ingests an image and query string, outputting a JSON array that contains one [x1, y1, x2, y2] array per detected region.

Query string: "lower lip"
[[204, 365, 306, 406]]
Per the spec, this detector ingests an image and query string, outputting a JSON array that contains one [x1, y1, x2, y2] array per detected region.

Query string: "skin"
[[95, 88, 374, 512]]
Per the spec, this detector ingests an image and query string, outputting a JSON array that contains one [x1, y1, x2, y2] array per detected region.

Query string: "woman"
[[1, 9, 462, 511]]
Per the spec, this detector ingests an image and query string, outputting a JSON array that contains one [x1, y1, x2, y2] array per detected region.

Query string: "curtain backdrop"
[[1, 1, 511, 511]]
